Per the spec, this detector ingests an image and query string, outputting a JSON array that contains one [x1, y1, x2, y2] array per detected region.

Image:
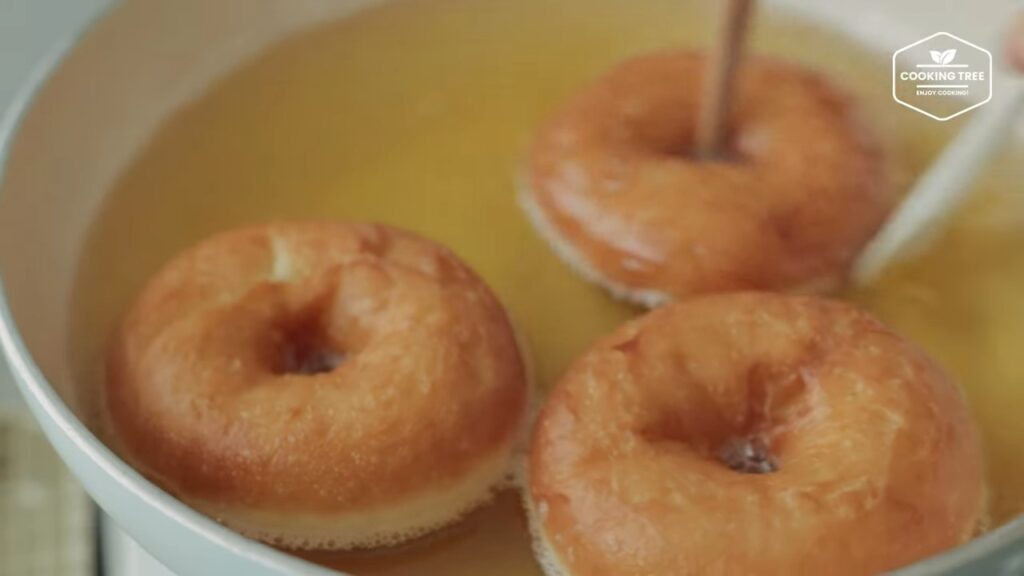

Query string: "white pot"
[[0, 1, 1021, 574]]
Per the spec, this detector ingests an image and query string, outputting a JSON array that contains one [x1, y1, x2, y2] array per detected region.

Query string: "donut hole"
[[640, 419, 780, 475], [273, 313, 346, 376], [717, 436, 778, 474], [683, 130, 749, 163], [646, 122, 749, 163], [281, 339, 345, 375]]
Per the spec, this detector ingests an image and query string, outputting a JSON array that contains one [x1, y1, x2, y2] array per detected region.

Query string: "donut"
[[521, 51, 891, 306], [106, 222, 530, 550], [527, 292, 984, 576]]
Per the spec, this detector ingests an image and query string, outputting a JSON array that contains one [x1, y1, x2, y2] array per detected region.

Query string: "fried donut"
[[521, 51, 891, 306], [528, 293, 984, 576], [106, 222, 530, 549]]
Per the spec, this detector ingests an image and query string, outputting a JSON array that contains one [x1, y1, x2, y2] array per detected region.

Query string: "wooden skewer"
[[1007, 12, 1024, 72], [696, 0, 756, 160]]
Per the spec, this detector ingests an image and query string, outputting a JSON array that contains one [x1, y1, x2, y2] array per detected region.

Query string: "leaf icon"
[[941, 49, 957, 64], [930, 50, 944, 64]]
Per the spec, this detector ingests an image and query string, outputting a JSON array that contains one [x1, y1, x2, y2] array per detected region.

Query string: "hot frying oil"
[[70, 0, 1024, 573]]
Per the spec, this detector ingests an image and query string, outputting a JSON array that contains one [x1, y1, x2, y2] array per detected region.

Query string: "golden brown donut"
[[527, 292, 984, 576], [521, 51, 891, 306], [106, 221, 530, 549]]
